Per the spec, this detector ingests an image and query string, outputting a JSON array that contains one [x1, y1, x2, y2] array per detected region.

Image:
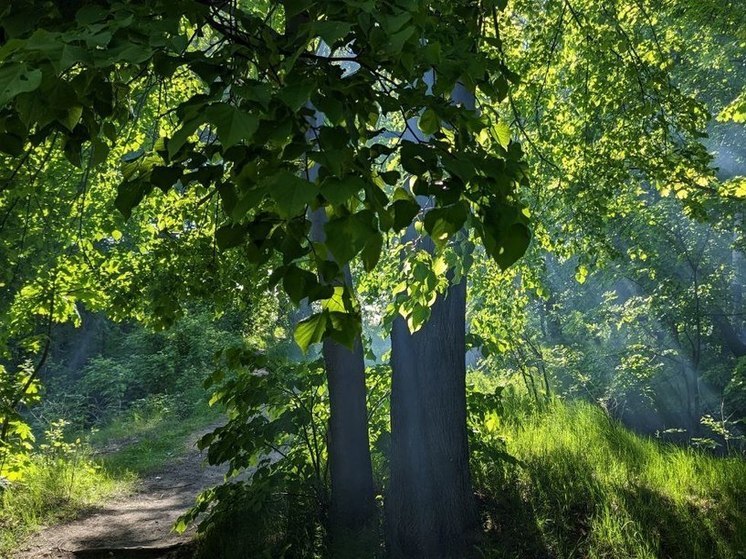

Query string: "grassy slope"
[[0, 402, 220, 557], [90, 400, 221, 474], [480, 401, 746, 559]]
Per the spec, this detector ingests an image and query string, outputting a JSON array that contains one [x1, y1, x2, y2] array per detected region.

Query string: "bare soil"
[[14, 426, 225, 559]]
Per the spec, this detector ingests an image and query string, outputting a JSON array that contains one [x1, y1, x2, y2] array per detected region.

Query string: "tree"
[[387, 81, 486, 557], [0, 0, 529, 549]]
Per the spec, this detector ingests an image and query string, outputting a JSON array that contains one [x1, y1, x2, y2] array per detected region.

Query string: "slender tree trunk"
[[308, 208, 376, 553], [324, 337, 377, 535]]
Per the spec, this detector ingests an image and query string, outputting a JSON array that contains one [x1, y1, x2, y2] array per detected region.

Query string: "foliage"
[[0, 0, 531, 352], [177, 346, 391, 558], [0, 362, 41, 482], [0, 0, 743, 556], [179, 349, 332, 557]]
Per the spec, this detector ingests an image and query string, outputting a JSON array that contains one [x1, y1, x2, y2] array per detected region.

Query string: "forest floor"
[[12, 424, 224, 559]]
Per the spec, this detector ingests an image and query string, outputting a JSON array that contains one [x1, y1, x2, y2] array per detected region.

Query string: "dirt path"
[[14, 425, 225, 559]]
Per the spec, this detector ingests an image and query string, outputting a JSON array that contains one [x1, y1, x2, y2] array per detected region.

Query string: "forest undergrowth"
[[1, 369, 744, 559], [478, 399, 746, 559], [0, 397, 219, 557]]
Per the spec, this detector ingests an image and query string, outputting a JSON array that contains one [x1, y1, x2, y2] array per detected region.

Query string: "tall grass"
[[0, 441, 131, 557], [478, 400, 746, 558]]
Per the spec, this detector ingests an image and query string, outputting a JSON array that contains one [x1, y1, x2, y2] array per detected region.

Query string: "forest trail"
[[13, 425, 225, 559]]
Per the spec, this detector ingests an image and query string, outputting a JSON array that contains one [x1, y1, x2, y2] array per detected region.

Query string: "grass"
[[0, 446, 132, 557], [90, 397, 221, 475], [478, 400, 746, 558], [0, 395, 222, 558]]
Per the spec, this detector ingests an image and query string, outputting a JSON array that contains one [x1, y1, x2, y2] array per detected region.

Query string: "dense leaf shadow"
[[73, 542, 195, 559], [477, 468, 556, 559]]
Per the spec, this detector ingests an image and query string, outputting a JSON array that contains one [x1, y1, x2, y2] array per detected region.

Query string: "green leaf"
[[215, 224, 248, 250], [267, 171, 319, 217], [60, 105, 83, 132], [391, 198, 421, 231], [167, 119, 200, 159], [321, 175, 365, 206], [482, 221, 531, 270], [283, 266, 318, 305], [0, 63, 42, 105], [284, 0, 313, 19], [295, 313, 327, 353], [419, 108, 440, 135], [360, 231, 383, 271], [380, 171, 401, 186], [279, 81, 315, 111], [492, 121, 511, 149], [150, 165, 182, 191], [401, 141, 437, 176], [424, 204, 468, 246], [388, 25, 415, 55], [0, 133, 24, 156], [324, 210, 377, 265], [314, 21, 352, 45], [206, 103, 258, 148], [115, 181, 152, 220], [326, 311, 361, 348], [407, 304, 431, 333]]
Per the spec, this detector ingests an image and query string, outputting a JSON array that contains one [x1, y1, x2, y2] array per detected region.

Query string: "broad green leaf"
[[482, 221, 531, 270], [321, 176, 365, 206], [391, 199, 421, 231], [314, 21, 352, 45], [326, 311, 361, 348], [388, 26, 415, 55], [492, 121, 511, 149], [424, 204, 468, 246], [361, 231, 383, 271], [215, 224, 248, 250], [283, 266, 318, 305], [295, 313, 327, 353], [115, 181, 152, 220], [324, 210, 377, 265], [419, 108, 440, 135], [0, 63, 42, 105], [267, 171, 319, 217], [206, 103, 258, 148], [407, 304, 431, 333], [167, 119, 201, 159], [150, 165, 182, 191]]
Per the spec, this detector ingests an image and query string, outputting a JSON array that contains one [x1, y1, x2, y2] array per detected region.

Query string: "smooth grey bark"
[[293, 25, 376, 539], [386, 81, 478, 558], [308, 207, 376, 549], [388, 276, 478, 558], [323, 336, 377, 534]]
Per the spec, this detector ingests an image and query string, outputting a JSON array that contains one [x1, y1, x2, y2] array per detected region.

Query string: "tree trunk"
[[387, 277, 478, 558], [324, 337, 377, 540], [308, 208, 376, 553], [386, 79, 478, 558]]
